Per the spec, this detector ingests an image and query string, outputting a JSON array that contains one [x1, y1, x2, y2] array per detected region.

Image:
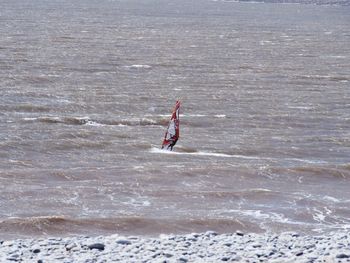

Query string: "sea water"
[[0, 0, 349, 239]]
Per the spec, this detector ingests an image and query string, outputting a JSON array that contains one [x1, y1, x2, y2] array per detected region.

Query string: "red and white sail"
[[161, 100, 180, 151]]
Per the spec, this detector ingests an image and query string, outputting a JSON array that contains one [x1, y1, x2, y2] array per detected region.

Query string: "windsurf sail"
[[161, 100, 180, 151]]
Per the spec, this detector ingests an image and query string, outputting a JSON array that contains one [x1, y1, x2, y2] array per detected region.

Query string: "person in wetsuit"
[[168, 138, 178, 151]]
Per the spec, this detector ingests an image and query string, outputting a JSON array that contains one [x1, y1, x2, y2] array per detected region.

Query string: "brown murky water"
[[1, 0, 350, 239]]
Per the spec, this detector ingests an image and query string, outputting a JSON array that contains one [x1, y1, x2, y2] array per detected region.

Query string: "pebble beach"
[[1, 231, 350, 262]]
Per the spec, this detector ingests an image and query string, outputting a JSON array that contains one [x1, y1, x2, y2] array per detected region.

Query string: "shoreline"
[[1, 231, 349, 262]]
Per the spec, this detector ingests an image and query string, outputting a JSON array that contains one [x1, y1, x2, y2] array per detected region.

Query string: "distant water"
[[0, 0, 350, 239]]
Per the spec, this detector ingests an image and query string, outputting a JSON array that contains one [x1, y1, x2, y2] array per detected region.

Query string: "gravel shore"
[[1, 231, 350, 262]]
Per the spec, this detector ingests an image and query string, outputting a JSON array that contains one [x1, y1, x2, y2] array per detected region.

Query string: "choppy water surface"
[[1, 0, 350, 239]]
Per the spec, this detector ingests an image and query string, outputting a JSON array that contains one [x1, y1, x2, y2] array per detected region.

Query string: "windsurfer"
[[161, 100, 180, 151], [163, 138, 178, 151]]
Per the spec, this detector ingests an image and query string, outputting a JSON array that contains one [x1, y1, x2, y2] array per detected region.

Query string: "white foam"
[[287, 158, 328, 164], [228, 209, 289, 224], [22, 117, 38, 121], [288, 106, 313, 110], [231, 154, 263, 160], [192, 152, 234, 157], [214, 114, 226, 118], [150, 147, 231, 157], [143, 200, 151, 206], [128, 198, 151, 207], [313, 208, 326, 223], [298, 176, 304, 184], [150, 147, 263, 159], [321, 55, 347, 59], [249, 188, 273, 193], [85, 120, 104, 127], [323, 196, 340, 203], [126, 64, 152, 69], [181, 114, 206, 117]]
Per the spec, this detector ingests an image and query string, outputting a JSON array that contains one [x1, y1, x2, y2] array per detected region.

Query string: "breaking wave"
[[20, 114, 229, 128], [22, 116, 168, 127], [0, 216, 260, 240]]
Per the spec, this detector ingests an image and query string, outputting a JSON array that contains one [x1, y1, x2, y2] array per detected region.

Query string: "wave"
[[297, 74, 349, 82], [0, 215, 260, 240], [22, 116, 168, 127], [271, 164, 350, 179], [103, 118, 167, 127], [290, 166, 350, 179], [22, 116, 90, 125], [145, 114, 227, 118], [154, 188, 275, 200], [21, 113, 228, 128], [150, 147, 232, 157], [150, 147, 263, 159], [124, 64, 152, 69], [1, 104, 51, 113]]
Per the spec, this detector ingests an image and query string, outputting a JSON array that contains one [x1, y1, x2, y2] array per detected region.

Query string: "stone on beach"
[[336, 253, 350, 258], [87, 243, 105, 251], [32, 248, 41, 254], [65, 242, 78, 251], [116, 239, 132, 245], [236, 231, 244, 236]]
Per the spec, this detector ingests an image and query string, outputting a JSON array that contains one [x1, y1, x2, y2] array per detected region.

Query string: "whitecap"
[[181, 114, 206, 117], [193, 152, 234, 157], [85, 120, 104, 127], [126, 64, 152, 69], [214, 114, 226, 118], [249, 188, 273, 193], [287, 158, 328, 164], [323, 196, 340, 203], [312, 208, 326, 223], [22, 117, 38, 121], [287, 106, 313, 110]]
